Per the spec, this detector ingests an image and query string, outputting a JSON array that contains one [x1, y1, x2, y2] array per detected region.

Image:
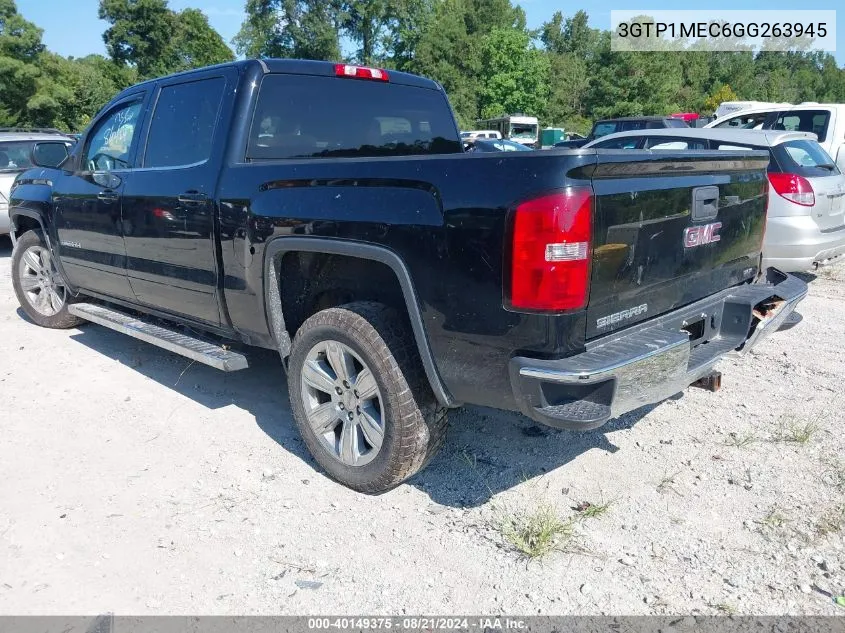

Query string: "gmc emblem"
[[684, 222, 722, 248]]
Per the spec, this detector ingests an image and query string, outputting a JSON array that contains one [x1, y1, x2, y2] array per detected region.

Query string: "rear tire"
[[11, 230, 83, 329], [287, 301, 447, 493]]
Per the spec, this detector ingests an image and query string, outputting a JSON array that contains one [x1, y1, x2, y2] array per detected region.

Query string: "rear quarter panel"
[[219, 150, 595, 409]]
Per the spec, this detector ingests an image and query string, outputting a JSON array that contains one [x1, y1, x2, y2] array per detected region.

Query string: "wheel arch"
[[264, 237, 455, 407], [9, 206, 78, 294], [9, 208, 48, 247]]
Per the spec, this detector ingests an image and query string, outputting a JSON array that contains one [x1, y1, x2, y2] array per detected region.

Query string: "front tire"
[[11, 230, 83, 329], [287, 301, 447, 493]]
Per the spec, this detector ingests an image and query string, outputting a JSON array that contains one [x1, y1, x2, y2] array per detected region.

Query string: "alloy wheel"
[[17, 245, 67, 317], [300, 339, 385, 467]]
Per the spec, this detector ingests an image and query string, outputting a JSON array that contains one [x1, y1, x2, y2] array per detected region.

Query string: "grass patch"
[[711, 603, 737, 615], [498, 504, 575, 559], [758, 507, 789, 530], [725, 431, 758, 448], [816, 505, 845, 537], [656, 471, 682, 496], [771, 414, 819, 445], [573, 500, 613, 519]]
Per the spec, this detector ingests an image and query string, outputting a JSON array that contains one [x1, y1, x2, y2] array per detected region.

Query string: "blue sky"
[[16, 0, 845, 66]]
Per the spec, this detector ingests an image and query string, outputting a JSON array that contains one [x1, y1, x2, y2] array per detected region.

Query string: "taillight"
[[334, 64, 389, 82], [768, 173, 815, 206], [509, 188, 592, 312]]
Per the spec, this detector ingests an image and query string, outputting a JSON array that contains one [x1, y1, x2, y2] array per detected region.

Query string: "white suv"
[[705, 104, 845, 173], [0, 129, 76, 236]]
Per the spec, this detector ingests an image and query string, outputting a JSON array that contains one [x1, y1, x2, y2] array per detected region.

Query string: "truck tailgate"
[[586, 151, 770, 339]]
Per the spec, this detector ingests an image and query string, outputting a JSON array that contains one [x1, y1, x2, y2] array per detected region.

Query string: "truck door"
[[53, 95, 147, 300], [121, 69, 235, 325]]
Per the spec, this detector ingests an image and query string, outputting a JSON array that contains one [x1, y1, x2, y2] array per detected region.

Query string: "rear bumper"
[[763, 215, 845, 272], [509, 268, 807, 430]]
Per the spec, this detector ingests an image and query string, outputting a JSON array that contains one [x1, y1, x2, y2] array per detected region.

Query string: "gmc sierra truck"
[[8, 59, 807, 493]]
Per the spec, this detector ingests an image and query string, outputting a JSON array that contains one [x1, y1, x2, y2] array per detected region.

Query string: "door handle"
[[97, 190, 119, 203], [177, 191, 209, 204]]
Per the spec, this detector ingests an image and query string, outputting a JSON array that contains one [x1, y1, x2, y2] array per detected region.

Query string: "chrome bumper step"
[[68, 303, 249, 371]]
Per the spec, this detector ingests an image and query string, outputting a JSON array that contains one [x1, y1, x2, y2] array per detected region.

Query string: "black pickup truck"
[[8, 59, 807, 493]]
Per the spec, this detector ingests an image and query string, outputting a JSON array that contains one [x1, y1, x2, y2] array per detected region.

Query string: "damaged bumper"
[[509, 268, 808, 430]]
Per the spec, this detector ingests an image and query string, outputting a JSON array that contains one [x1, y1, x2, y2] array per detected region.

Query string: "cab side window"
[[144, 77, 226, 168], [84, 101, 143, 171]]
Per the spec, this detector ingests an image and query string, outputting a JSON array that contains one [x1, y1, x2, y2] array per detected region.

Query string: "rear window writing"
[[247, 74, 461, 160]]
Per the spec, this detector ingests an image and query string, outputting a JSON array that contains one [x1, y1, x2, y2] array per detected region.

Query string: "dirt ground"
[[1, 234, 844, 616]]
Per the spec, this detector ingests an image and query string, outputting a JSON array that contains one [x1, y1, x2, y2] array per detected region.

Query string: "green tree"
[[410, 0, 527, 127], [99, 0, 233, 79], [383, 0, 434, 69], [233, 0, 340, 60], [545, 52, 589, 127], [478, 27, 549, 120], [703, 84, 738, 115], [338, 0, 395, 65], [0, 0, 43, 125], [410, 0, 480, 127], [99, 0, 175, 77], [541, 10, 601, 129], [171, 8, 235, 70], [1, 0, 133, 130]]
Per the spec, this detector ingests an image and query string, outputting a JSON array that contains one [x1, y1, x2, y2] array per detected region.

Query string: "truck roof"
[[126, 59, 443, 93]]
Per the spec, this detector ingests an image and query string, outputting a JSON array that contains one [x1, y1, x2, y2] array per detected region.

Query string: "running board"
[[68, 303, 249, 371]]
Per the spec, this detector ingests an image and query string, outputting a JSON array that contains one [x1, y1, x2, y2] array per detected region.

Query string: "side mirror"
[[31, 141, 70, 168]]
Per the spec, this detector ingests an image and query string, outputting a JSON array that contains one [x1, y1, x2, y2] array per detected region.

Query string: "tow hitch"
[[692, 370, 722, 392]]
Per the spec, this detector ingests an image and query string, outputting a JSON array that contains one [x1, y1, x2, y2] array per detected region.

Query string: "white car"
[[705, 103, 845, 173], [713, 101, 790, 119], [1, 129, 76, 235], [585, 128, 845, 272], [460, 130, 502, 141]]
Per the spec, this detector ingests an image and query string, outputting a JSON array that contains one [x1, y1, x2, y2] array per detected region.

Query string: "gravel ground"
[[1, 234, 844, 616]]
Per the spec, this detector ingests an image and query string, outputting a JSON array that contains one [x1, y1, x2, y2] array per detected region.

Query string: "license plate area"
[[681, 316, 707, 344]]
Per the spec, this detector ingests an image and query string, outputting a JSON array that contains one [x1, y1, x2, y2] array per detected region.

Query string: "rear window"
[[713, 112, 769, 129], [665, 119, 688, 128], [773, 110, 830, 142], [247, 74, 461, 160], [592, 122, 619, 138], [0, 141, 36, 171], [773, 139, 840, 177], [619, 121, 646, 132]]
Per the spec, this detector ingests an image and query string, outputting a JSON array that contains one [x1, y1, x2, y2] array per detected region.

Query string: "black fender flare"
[[8, 208, 48, 247], [264, 236, 455, 407], [9, 207, 77, 294]]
